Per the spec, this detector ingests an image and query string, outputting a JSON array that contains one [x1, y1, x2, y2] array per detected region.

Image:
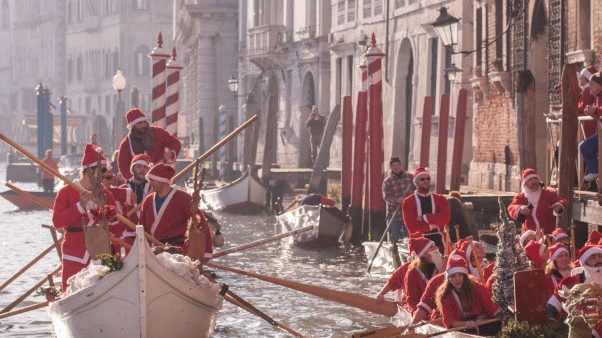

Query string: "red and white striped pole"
[[364, 34, 386, 236], [166, 47, 183, 136], [349, 57, 369, 245], [148, 32, 170, 128]]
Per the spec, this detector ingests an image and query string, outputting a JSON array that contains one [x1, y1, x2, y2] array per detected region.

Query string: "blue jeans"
[[580, 133, 598, 174], [390, 219, 408, 242]]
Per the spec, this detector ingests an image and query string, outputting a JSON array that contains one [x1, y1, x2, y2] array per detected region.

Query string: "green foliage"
[[499, 320, 568, 338], [97, 253, 124, 278], [327, 184, 341, 204]]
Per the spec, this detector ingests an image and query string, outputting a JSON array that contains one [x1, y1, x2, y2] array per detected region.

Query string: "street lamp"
[[228, 76, 239, 93], [112, 69, 127, 151], [430, 6, 460, 49], [444, 63, 463, 82]]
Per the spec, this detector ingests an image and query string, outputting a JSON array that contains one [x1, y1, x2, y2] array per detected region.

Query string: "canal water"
[[0, 166, 392, 337]]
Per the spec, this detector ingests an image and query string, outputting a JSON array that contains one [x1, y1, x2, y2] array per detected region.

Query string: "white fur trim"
[[593, 328, 601, 338], [417, 301, 432, 313], [539, 244, 547, 257], [579, 247, 602, 266], [520, 230, 535, 247], [582, 68, 593, 80], [62, 251, 90, 265], [554, 232, 568, 240], [146, 173, 172, 184], [547, 294, 563, 312], [81, 159, 107, 169], [552, 202, 563, 216], [550, 247, 568, 261], [522, 174, 540, 186], [130, 159, 150, 173], [445, 267, 468, 279], [128, 116, 147, 128]]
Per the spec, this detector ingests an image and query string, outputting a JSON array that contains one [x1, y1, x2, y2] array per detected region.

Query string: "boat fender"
[[213, 228, 225, 247]]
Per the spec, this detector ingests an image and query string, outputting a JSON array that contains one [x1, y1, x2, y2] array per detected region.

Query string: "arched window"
[[135, 45, 150, 76], [1, 0, 9, 29]]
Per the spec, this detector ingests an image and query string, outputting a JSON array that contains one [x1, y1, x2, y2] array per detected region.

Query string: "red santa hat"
[[445, 256, 469, 279], [409, 234, 434, 259], [587, 230, 602, 246], [130, 153, 152, 174], [413, 167, 430, 185], [521, 168, 540, 186], [524, 240, 547, 269], [80, 143, 106, 169], [551, 228, 568, 241], [125, 108, 147, 128], [453, 239, 479, 263], [578, 245, 602, 266], [548, 243, 569, 262], [519, 230, 536, 248], [146, 163, 175, 184], [581, 66, 598, 81]]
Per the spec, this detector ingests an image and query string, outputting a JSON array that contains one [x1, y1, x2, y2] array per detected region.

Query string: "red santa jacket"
[[545, 271, 565, 300], [387, 261, 411, 292], [507, 188, 568, 235], [578, 86, 598, 138], [403, 263, 438, 315], [52, 180, 119, 264], [547, 273, 582, 321], [117, 126, 181, 181], [440, 281, 499, 328], [417, 272, 445, 319], [402, 191, 450, 235], [139, 187, 213, 258]]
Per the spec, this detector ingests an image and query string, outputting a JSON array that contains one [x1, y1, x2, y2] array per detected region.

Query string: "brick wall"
[[473, 91, 517, 164], [593, 0, 602, 66]]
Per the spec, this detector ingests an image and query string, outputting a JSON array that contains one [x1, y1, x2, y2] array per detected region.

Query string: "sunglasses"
[[420, 177, 431, 181], [103, 175, 114, 180]]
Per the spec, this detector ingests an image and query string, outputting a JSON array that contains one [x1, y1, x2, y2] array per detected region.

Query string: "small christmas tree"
[[492, 198, 529, 320]]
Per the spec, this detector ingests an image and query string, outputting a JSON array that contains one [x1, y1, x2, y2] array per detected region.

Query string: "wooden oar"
[[0, 301, 50, 320], [1, 265, 61, 314], [172, 114, 258, 182], [205, 262, 398, 317], [465, 236, 485, 283], [443, 225, 451, 256], [126, 203, 142, 217], [212, 225, 314, 258], [6, 183, 132, 250], [397, 318, 499, 338], [224, 292, 306, 337], [351, 326, 402, 338], [0, 241, 61, 293], [367, 204, 400, 274], [0, 138, 164, 248]]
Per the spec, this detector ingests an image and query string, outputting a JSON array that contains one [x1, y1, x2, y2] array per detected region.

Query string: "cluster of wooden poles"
[[0, 115, 401, 337]]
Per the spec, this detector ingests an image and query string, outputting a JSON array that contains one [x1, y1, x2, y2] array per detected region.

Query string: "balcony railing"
[[247, 25, 286, 55]]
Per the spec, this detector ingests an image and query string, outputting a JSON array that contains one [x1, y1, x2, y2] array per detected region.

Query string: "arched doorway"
[[392, 38, 414, 169], [299, 71, 316, 168]]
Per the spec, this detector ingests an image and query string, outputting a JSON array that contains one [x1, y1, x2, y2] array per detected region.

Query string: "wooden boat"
[[200, 170, 266, 213], [47, 226, 224, 338], [276, 204, 351, 246], [0, 190, 56, 210], [393, 307, 490, 337]]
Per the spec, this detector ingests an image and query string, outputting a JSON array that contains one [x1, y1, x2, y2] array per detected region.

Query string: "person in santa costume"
[[402, 168, 450, 249], [453, 239, 495, 284], [551, 228, 570, 247], [544, 243, 572, 299], [547, 245, 602, 321], [507, 168, 567, 235], [399, 234, 443, 314], [524, 240, 549, 270], [435, 256, 499, 334], [375, 260, 411, 306], [117, 108, 181, 181], [52, 144, 120, 292], [138, 163, 212, 259]]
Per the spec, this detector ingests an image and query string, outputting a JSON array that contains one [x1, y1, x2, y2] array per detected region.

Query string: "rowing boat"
[[0, 190, 56, 210], [276, 204, 351, 246], [47, 226, 224, 338], [200, 170, 266, 213]]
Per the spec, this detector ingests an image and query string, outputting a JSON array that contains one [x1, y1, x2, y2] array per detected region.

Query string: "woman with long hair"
[[435, 257, 499, 334], [544, 243, 573, 298]]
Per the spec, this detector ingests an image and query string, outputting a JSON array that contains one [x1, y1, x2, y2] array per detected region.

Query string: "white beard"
[[522, 186, 542, 206], [582, 265, 602, 285]]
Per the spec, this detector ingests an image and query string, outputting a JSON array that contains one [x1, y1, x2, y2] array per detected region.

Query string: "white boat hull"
[[48, 226, 223, 338], [201, 171, 266, 213], [276, 204, 349, 246], [363, 240, 409, 274]]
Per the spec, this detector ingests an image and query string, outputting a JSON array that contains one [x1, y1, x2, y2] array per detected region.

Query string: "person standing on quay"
[[382, 156, 414, 242], [39, 149, 59, 193], [117, 108, 181, 181], [306, 106, 326, 164]]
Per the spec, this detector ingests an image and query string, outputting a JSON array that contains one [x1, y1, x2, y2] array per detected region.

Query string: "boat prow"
[[48, 226, 223, 338], [276, 204, 350, 246], [0, 190, 55, 210], [200, 170, 266, 213]]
